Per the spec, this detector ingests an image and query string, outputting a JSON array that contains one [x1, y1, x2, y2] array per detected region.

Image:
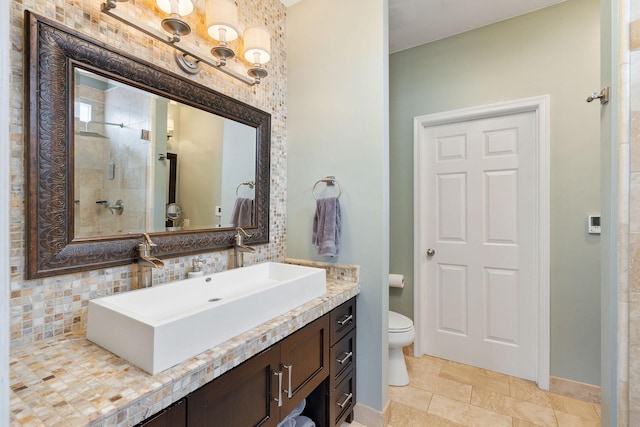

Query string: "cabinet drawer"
[[330, 298, 356, 345], [330, 373, 356, 427], [330, 329, 356, 386]]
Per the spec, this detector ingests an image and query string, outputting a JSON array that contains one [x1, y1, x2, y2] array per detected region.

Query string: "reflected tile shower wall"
[[74, 81, 108, 237], [75, 80, 152, 237], [104, 84, 151, 235]]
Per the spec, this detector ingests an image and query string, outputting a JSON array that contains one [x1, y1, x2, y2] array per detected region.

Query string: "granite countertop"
[[9, 265, 360, 427]]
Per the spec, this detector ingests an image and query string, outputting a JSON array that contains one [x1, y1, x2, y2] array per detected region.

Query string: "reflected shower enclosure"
[[73, 68, 257, 238]]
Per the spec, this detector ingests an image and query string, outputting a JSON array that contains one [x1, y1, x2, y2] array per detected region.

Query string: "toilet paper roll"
[[389, 273, 405, 289]]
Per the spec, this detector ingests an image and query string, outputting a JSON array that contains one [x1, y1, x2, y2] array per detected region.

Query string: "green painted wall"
[[286, 0, 389, 411], [599, 0, 619, 423], [389, 0, 602, 386]]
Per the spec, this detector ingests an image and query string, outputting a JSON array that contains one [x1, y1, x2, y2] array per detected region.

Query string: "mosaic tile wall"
[[629, 2, 640, 424], [9, 0, 288, 349], [621, 0, 640, 424]]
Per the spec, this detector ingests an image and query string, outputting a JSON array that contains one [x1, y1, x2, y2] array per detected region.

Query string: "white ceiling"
[[281, 0, 567, 54], [389, 0, 567, 53]]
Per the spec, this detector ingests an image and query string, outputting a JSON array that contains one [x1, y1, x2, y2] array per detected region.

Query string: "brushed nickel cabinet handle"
[[336, 351, 353, 365], [337, 314, 353, 326], [336, 392, 353, 409], [283, 364, 293, 399], [274, 371, 283, 407]]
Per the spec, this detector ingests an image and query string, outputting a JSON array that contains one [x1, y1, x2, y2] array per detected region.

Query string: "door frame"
[[413, 95, 550, 389]]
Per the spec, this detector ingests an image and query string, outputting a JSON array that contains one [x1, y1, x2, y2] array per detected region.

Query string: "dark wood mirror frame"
[[24, 11, 271, 279]]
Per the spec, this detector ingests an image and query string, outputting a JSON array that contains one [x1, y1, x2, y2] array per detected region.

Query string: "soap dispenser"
[[188, 258, 205, 278]]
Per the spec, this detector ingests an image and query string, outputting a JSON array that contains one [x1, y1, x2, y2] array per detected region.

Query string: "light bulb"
[[156, 0, 194, 16]]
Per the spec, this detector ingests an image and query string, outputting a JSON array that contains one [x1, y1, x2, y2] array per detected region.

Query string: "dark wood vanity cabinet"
[[136, 298, 356, 427], [279, 315, 330, 415], [187, 345, 281, 426], [187, 315, 330, 426]]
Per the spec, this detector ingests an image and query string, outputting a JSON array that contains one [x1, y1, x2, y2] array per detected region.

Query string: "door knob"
[[427, 248, 436, 257]]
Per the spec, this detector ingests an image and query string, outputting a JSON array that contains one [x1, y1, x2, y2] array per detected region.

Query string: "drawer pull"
[[336, 392, 353, 409], [336, 351, 353, 365], [274, 371, 283, 407], [337, 314, 353, 326], [283, 364, 293, 399]]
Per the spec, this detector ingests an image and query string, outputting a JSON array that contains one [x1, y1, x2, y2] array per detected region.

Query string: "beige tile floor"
[[386, 350, 601, 427]]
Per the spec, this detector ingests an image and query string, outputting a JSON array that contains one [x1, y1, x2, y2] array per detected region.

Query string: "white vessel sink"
[[87, 262, 326, 374]]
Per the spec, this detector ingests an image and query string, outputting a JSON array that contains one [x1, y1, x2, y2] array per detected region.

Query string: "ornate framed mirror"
[[25, 11, 271, 279]]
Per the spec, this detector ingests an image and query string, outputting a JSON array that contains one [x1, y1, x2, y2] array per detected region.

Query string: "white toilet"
[[388, 310, 415, 386]]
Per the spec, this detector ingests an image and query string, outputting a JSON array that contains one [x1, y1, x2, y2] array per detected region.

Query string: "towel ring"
[[236, 180, 255, 196], [313, 176, 342, 200]]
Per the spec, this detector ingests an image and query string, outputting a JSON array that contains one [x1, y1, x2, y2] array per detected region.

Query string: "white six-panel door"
[[414, 98, 550, 385]]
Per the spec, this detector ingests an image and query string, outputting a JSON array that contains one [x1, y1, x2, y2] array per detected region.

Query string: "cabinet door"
[[187, 345, 280, 427], [279, 315, 330, 415], [137, 399, 186, 427]]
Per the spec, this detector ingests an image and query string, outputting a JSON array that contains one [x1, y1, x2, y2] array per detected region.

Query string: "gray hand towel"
[[312, 197, 341, 257], [230, 197, 254, 227]]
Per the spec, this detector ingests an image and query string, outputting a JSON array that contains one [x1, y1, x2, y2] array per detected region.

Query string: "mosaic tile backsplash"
[[10, 0, 287, 349]]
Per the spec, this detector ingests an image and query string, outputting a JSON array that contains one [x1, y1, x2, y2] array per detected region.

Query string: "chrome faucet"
[[138, 233, 164, 288], [233, 227, 256, 268]]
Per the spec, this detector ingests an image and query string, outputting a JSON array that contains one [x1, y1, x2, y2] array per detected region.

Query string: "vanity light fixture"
[[101, 0, 271, 85], [156, 0, 194, 42], [243, 25, 271, 80], [206, 0, 239, 65]]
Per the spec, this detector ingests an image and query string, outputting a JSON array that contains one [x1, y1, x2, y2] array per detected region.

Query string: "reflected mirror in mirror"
[[166, 203, 182, 231], [73, 68, 257, 238]]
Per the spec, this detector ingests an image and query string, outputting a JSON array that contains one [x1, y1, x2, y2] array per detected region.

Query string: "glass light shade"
[[167, 118, 175, 131], [156, 0, 194, 16], [206, 0, 239, 42], [243, 25, 271, 65]]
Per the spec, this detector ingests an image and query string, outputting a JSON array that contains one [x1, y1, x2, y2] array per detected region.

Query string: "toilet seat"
[[389, 311, 414, 333]]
